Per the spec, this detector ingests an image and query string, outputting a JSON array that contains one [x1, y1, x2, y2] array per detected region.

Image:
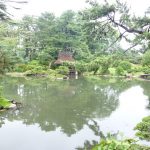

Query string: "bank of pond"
[[2, 59, 148, 81]]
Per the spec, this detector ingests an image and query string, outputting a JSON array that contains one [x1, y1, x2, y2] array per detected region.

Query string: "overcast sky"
[[10, 0, 150, 19]]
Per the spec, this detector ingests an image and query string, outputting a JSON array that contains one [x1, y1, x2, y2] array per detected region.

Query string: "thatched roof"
[[54, 51, 74, 64]]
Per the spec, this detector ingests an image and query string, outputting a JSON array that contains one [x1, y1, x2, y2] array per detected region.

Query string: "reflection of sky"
[[96, 86, 150, 138], [17, 84, 24, 97], [0, 121, 98, 150]]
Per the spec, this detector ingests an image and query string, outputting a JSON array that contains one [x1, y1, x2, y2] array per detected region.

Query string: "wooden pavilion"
[[54, 51, 74, 65], [54, 51, 77, 76]]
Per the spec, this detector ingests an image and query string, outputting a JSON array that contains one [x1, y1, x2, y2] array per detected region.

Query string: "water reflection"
[[0, 77, 121, 136], [0, 77, 149, 149], [139, 81, 150, 109]]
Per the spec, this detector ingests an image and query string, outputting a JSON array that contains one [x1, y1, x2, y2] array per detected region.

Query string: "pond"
[[0, 77, 150, 150]]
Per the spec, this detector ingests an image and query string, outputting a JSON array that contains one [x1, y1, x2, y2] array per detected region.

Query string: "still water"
[[0, 77, 150, 150]]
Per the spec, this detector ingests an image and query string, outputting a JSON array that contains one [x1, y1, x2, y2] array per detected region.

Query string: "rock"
[[9, 103, 17, 109]]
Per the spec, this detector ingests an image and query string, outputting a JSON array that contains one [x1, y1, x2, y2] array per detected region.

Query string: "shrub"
[[100, 65, 109, 74], [93, 139, 130, 150], [112, 60, 121, 67], [26, 64, 46, 71], [142, 50, 150, 67], [25, 64, 34, 70], [92, 139, 150, 150], [56, 66, 69, 75], [116, 66, 125, 76], [134, 116, 150, 141], [38, 52, 52, 65], [75, 62, 88, 74], [28, 60, 39, 65], [109, 68, 116, 76], [28, 66, 46, 75], [142, 67, 150, 74], [119, 61, 131, 72], [14, 64, 27, 72], [132, 66, 143, 73]]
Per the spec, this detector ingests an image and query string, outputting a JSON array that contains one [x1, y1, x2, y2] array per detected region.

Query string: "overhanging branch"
[[108, 15, 144, 34], [104, 31, 126, 51], [123, 43, 138, 53]]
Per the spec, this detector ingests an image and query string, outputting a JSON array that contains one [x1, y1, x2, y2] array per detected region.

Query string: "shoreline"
[[4, 72, 150, 81]]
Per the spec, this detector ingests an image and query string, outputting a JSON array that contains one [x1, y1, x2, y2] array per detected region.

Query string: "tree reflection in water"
[[0, 77, 142, 137]]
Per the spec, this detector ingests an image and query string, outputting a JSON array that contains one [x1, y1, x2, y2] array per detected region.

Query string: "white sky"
[[11, 0, 87, 19], [10, 0, 150, 19]]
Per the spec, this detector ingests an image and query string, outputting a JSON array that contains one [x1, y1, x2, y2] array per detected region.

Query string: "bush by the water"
[[119, 61, 131, 71], [134, 116, 150, 141], [92, 139, 149, 150], [56, 66, 69, 75], [116, 66, 125, 76], [141, 67, 150, 74]]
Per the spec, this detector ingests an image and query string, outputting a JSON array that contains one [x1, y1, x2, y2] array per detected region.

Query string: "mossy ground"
[[0, 97, 11, 109]]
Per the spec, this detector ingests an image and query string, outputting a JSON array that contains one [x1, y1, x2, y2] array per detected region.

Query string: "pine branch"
[[108, 15, 144, 34], [123, 43, 138, 53], [105, 31, 126, 51]]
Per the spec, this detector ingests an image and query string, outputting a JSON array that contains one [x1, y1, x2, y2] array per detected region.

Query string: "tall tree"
[[55, 10, 90, 60], [36, 12, 57, 59], [80, 0, 150, 53], [0, 22, 18, 73], [19, 16, 38, 61]]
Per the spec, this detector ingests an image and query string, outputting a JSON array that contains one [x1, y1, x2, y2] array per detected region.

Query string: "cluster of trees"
[[0, 0, 150, 76]]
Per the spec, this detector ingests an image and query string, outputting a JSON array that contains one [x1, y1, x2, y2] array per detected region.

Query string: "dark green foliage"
[[142, 51, 150, 67], [141, 67, 150, 74], [75, 61, 88, 74], [25, 62, 47, 76], [131, 66, 143, 73], [14, 64, 27, 72], [119, 61, 132, 72], [115, 61, 132, 75], [56, 66, 69, 75], [134, 116, 150, 141], [0, 22, 18, 73], [88, 61, 100, 75], [14, 60, 47, 75], [116, 66, 125, 76], [38, 51, 52, 65], [88, 56, 110, 75]]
